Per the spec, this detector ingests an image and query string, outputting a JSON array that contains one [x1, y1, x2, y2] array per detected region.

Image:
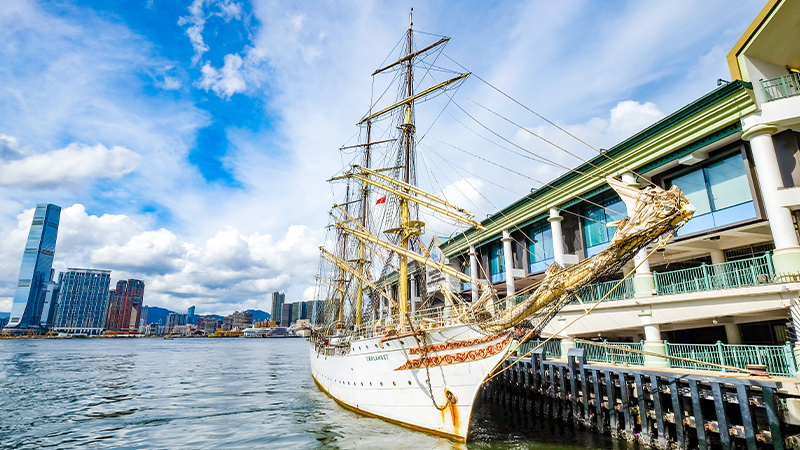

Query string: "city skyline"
[[0, 1, 768, 316]]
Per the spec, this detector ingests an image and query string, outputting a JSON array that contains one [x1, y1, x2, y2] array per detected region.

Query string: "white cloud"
[[178, 0, 243, 65], [197, 53, 247, 98], [0, 143, 140, 189], [0, 204, 323, 315]]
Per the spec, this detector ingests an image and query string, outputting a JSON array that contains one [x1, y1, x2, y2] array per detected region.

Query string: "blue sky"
[[0, 0, 767, 315]]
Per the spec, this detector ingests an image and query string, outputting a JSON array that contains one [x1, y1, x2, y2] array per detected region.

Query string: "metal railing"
[[517, 338, 562, 359], [665, 341, 797, 377], [570, 277, 635, 304], [760, 73, 800, 102], [575, 340, 645, 365], [653, 253, 774, 296]]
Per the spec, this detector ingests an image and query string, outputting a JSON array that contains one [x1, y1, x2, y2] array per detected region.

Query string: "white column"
[[410, 278, 417, 313], [724, 323, 742, 345], [469, 245, 479, 303], [548, 207, 565, 267], [639, 311, 667, 368], [557, 316, 574, 355], [622, 173, 655, 297], [709, 250, 726, 265], [744, 124, 800, 273], [502, 230, 516, 296]]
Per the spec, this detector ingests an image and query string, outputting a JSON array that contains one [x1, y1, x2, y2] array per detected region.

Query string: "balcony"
[[760, 73, 800, 102], [653, 253, 774, 296], [570, 277, 635, 304]]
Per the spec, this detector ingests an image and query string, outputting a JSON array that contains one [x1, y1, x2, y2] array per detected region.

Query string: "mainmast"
[[398, 9, 415, 325], [355, 121, 371, 325]]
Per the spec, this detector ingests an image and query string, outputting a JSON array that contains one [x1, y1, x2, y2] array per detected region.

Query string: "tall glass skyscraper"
[[5, 204, 61, 332], [53, 268, 111, 335], [270, 291, 285, 324]]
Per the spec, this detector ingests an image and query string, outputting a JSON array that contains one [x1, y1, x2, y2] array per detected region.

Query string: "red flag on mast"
[[376, 196, 386, 204]]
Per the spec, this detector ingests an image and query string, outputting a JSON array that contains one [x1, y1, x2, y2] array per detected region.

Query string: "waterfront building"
[[4, 204, 61, 333], [222, 311, 253, 331], [166, 313, 187, 332], [310, 300, 325, 325], [187, 305, 195, 325], [270, 291, 285, 325], [139, 305, 149, 331], [39, 279, 60, 329], [105, 279, 145, 331], [53, 268, 112, 335], [198, 316, 221, 333], [371, 0, 800, 371], [280, 302, 293, 327], [0, 317, 8, 329], [294, 301, 309, 321]]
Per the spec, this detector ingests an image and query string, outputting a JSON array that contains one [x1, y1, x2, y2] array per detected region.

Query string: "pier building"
[[4, 203, 61, 333], [373, 0, 800, 377], [53, 268, 111, 336]]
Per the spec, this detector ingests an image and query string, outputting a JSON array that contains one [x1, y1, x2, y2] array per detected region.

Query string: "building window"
[[489, 243, 504, 275], [670, 154, 752, 215], [528, 224, 553, 263], [582, 195, 627, 249]]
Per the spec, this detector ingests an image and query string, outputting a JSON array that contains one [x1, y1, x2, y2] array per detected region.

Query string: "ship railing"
[[350, 305, 483, 341]]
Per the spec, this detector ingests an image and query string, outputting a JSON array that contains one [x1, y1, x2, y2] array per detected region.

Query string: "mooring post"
[[735, 384, 757, 450], [620, 372, 633, 440], [607, 370, 618, 437], [593, 369, 603, 432], [762, 386, 784, 450], [567, 348, 585, 426], [651, 375, 667, 450], [689, 379, 707, 450], [711, 382, 731, 450], [635, 373, 650, 444], [669, 377, 686, 450]]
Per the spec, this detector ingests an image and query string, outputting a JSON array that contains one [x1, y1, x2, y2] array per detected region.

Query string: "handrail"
[[760, 73, 800, 102]]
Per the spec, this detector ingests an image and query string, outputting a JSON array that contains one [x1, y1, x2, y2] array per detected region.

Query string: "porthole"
[[375, 344, 378, 348], [408, 381, 412, 385], [348, 382, 350, 385], [393, 381, 396, 386], [361, 382, 363, 386], [370, 382, 372, 386], [380, 382, 383, 386]]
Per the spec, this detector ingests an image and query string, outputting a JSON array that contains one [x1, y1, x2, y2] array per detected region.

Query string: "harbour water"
[[0, 338, 628, 449]]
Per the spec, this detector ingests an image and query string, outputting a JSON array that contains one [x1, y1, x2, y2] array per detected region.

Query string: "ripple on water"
[[0, 338, 630, 450]]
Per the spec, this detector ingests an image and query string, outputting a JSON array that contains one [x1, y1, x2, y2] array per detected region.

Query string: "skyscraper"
[[39, 280, 60, 329], [105, 279, 145, 331], [280, 302, 293, 327], [53, 268, 111, 335], [270, 291, 285, 324], [187, 305, 196, 325], [5, 204, 61, 332]]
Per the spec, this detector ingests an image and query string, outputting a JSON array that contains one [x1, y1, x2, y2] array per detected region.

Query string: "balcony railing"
[[653, 253, 774, 296], [665, 341, 797, 377], [576, 340, 645, 365], [570, 277, 635, 304], [518, 338, 797, 377], [517, 338, 562, 359], [760, 73, 800, 102]]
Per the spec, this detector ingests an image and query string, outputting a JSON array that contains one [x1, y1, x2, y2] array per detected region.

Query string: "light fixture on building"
[[712, 318, 718, 325], [717, 79, 730, 86]]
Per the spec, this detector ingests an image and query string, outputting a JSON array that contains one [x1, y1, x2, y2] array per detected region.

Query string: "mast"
[[355, 121, 371, 325], [337, 183, 351, 323], [398, 9, 414, 325]]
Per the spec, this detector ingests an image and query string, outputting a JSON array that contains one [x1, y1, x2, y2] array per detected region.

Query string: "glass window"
[[528, 225, 553, 263], [583, 195, 626, 247], [489, 243, 504, 275], [669, 154, 752, 215], [671, 170, 712, 215], [706, 156, 752, 210]]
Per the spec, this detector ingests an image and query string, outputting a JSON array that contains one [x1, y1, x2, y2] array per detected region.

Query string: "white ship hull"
[[310, 324, 512, 441]]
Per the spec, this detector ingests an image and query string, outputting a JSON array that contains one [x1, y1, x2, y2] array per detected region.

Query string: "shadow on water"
[[467, 392, 638, 450]]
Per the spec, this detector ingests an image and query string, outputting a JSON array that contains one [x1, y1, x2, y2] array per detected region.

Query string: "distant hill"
[[141, 307, 269, 325], [246, 309, 270, 322], [144, 306, 173, 326], [0, 312, 9, 319]]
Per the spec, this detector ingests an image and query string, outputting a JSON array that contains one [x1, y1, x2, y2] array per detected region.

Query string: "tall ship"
[[310, 12, 696, 441]]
